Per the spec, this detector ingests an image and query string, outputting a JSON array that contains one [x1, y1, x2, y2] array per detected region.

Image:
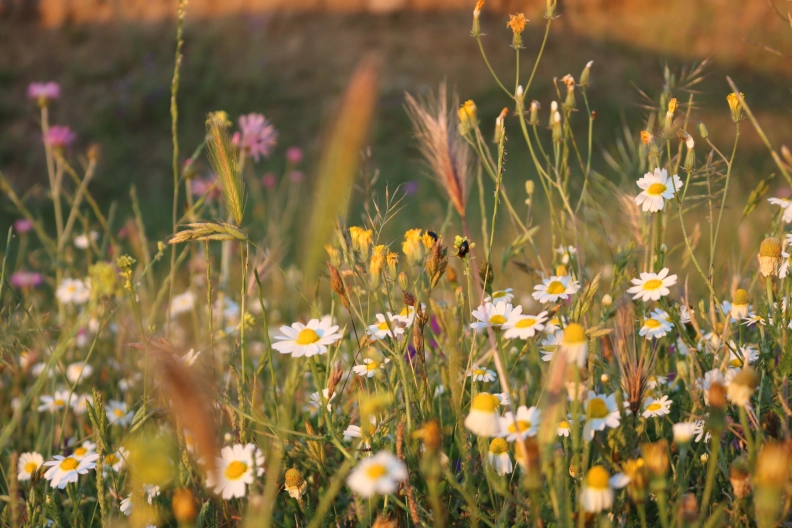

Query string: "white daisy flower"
[[43, 453, 99, 489], [639, 309, 674, 339], [768, 197, 792, 223], [343, 416, 378, 448], [493, 392, 510, 407], [106, 400, 134, 426], [352, 357, 390, 378], [676, 338, 691, 356], [560, 323, 589, 367], [579, 465, 629, 512], [468, 368, 496, 382], [532, 276, 580, 304], [120, 494, 133, 516], [485, 288, 514, 304], [693, 420, 711, 443], [56, 278, 91, 305], [366, 313, 406, 340], [499, 405, 541, 441], [273, 318, 343, 357], [392, 305, 423, 328], [634, 167, 683, 213], [17, 452, 44, 481], [672, 422, 698, 445], [103, 447, 128, 473], [642, 395, 672, 418], [38, 391, 72, 413], [539, 331, 561, 362], [174, 348, 201, 367], [583, 391, 621, 441], [346, 451, 407, 498], [645, 375, 668, 390], [503, 310, 548, 340], [70, 440, 96, 460], [555, 245, 577, 264], [626, 268, 677, 302], [727, 343, 759, 370], [487, 438, 513, 476], [557, 419, 572, 437], [719, 300, 739, 323], [169, 290, 196, 317], [205, 444, 265, 499], [543, 315, 568, 334], [679, 304, 695, 323], [470, 301, 520, 330], [741, 313, 765, 327], [74, 231, 98, 249], [464, 393, 503, 437], [305, 388, 336, 415], [66, 362, 93, 384], [144, 484, 161, 504]]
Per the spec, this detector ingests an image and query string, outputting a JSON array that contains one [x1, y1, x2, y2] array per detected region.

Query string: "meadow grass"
[[5, 1, 792, 527]]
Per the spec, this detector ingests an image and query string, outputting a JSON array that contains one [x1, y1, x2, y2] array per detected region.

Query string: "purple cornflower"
[[44, 126, 76, 149], [191, 175, 221, 201], [13, 219, 33, 234], [286, 146, 303, 165], [261, 173, 277, 189], [403, 181, 419, 196], [10, 271, 43, 289], [233, 113, 277, 162], [27, 82, 60, 104]]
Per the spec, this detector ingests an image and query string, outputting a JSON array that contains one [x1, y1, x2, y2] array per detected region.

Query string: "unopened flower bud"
[[664, 98, 678, 132], [458, 100, 477, 136], [579, 60, 593, 87], [727, 92, 744, 123], [552, 112, 562, 142], [700, 453, 709, 464], [641, 440, 669, 478], [602, 294, 613, 307], [697, 121, 709, 138], [600, 373, 609, 383], [471, 0, 484, 36], [398, 272, 409, 291], [493, 107, 508, 144], [528, 100, 540, 125]]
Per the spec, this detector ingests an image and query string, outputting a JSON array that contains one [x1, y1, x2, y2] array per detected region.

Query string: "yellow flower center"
[[377, 321, 390, 331], [563, 323, 586, 344], [492, 291, 506, 298], [365, 463, 388, 479], [54, 399, 65, 406], [646, 402, 662, 412], [24, 461, 38, 473], [296, 328, 321, 345], [473, 369, 487, 376], [224, 460, 249, 480], [546, 281, 566, 295], [558, 420, 570, 430], [400, 307, 411, 317], [59, 457, 79, 471], [643, 279, 663, 290], [586, 397, 610, 419], [514, 318, 536, 329], [586, 465, 611, 490], [489, 437, 509, 454], [366, 361, 380, 371], [644, 318, 662, 329], [489, 315, 507, 326], [471, 393, 500, 412], [730, 358, 743, 368], [74, 447, 87, 456], [646, 183, 667, 196], [105, 454, 119, 465], [114, 408, 125, 417], [733, 289, 749, 305], [508, 420, 532, 433]]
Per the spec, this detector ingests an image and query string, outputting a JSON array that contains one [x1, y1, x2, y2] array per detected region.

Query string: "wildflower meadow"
[[5, 0, 792, 526]]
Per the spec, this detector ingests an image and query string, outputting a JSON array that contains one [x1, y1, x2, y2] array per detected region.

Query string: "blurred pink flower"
[[14, 219, 33, 234], [262, 173, 277, 189], [286, 146, 303, 165], [44, 126, 76, 149], [232, 113, 277, 162], [27, 82, 60, 102], [289, 170, 304, 183], [191, 175, 221, 201], [10, 271, 43, 289]]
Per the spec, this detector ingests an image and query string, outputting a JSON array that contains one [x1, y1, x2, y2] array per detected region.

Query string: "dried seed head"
[[708, 381, 727, 410], [327, 262, 350, 311], [729, 457, 752, 499], [327, 362, 344, 401], [755, 442, 790, 489], [733, 288, 749, 306]]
